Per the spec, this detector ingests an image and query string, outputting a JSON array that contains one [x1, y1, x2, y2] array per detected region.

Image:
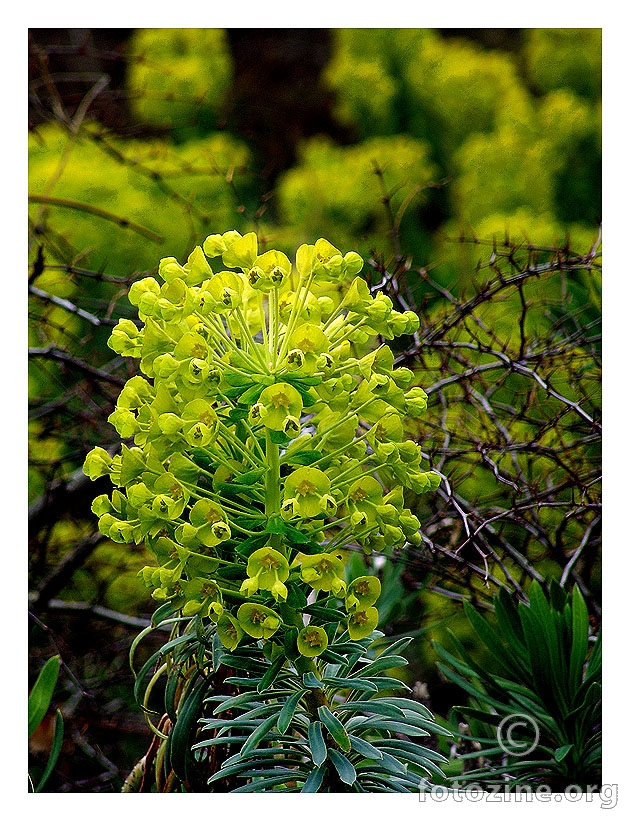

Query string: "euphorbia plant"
[[84, 231, 448, 792]]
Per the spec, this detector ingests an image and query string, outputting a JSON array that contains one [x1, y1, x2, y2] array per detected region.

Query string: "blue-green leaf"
[[240, 712, 281, 758], [308, 720, 327, 766], [349, 734, 383, 760], [318, 705, 351, 752], [328, 749, 356, 785], [277, 689, 307, 734], [301, 765, 325, 792]]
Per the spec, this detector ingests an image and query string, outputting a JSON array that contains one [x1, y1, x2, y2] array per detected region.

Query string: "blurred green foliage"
[[523, 29, 602, 99], [276, 134, 437, 258], [317, 28, 601, 277], [126, 28, 233, 140], [29, 124, 252, 276]]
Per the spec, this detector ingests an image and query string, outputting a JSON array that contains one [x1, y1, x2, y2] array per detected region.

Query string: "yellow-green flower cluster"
[[84, 232, 439, 654]]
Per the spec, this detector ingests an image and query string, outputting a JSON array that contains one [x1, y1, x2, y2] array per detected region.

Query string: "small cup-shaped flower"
[[220, 231, 258, 270], [158, 256, 188, 284], [153, 472, 189, 510], [257, 382, 303, 432], [347, 606, 379, 640], [313, 238, 344, 281], [346, 476, 384, 525], [189, 499, 230, 547], [239, 546, 290, 602], [128, 277, 160, 309], [279, 290, 321, 324], [126, 481, 154, 510], [91, 494, 113, 517], [117, 375, 155, 410], [217, 613, 244, 651], [282, 415, 302, 438], [404, 386, 429, 417], [237, 602, 281, 639], [283, 466, 332, 519], [183, 245, 213, 286], [345, 575, 381, 613], [108, 318, 142, 357], [368, 413, 404, 448], [202, 229, 242, 259], [247, 249, 292, 292], [296, 550, 346, 595], [204, 270, 243, 312], [178, 577, 222, 618], [407, 470, 442, 495], [297, 625, 329, 658], [83, 447, 113, 480], [181, 398, 218, 446], [108, 407, 140, 439], [289, 322, 330, 355]]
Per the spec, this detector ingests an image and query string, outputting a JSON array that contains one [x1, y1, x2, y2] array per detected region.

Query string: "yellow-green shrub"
[[126, 28, 233, 140], [276, 134, 437, 258]]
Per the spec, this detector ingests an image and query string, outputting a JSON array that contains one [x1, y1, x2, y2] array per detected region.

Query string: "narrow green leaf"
[[335, 700, 407, 719], [167, 675, 208, 782], [34, 709, 64, 792], [240, 712, 281, 758], [238, 467, 268, 485], [554, 743, 574, 763], [308, 720, 327, 766], [349, 734, 383, 760], [323, 676, 378, 693], [494, 588, 526, 652], [281, 450, 325, 466], [301, 765, 325, 792], [231, 774, 298, 792], [569, 585, 589, 695], [29, 656, 61, 738], [211, 691, 266, 715], [369, 676, 412, 692], [328, 749, 356, 785], [303, 671, 322, 689], [376, 750, 408, 776], [548, 578, 568, 612], [378, 636, 414, 656], [585, 631, 602, 682], [303, 604, 347, 621], [277, 689, 307, 735], [463, 601, 520, 676], [318, 704, 351, 752], [319, 648, 350, 665], [354, 654, 409, 678], [257, 654, 286, 693], [386, 697, 437, 721], [151, 601, 176, 627]]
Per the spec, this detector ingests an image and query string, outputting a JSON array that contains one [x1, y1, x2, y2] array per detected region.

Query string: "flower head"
[[297, 625, 329, 658], [283, 467, 336, 519], [240, 546, 290, 602], [236, 602, 281, 639], [345, 575, 381, 613], [296, 550, 346, 595]]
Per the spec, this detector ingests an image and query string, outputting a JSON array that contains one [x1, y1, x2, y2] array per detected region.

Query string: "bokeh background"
[[28, 28, 601, 791]]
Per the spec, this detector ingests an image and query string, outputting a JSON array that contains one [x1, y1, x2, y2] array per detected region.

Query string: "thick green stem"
[[265, 429, 283, 552], [293, 655, 329, 719]]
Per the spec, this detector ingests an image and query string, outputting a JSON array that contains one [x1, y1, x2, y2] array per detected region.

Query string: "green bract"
[[297, 625, 329, 658], [83, 232, 440, 652]]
